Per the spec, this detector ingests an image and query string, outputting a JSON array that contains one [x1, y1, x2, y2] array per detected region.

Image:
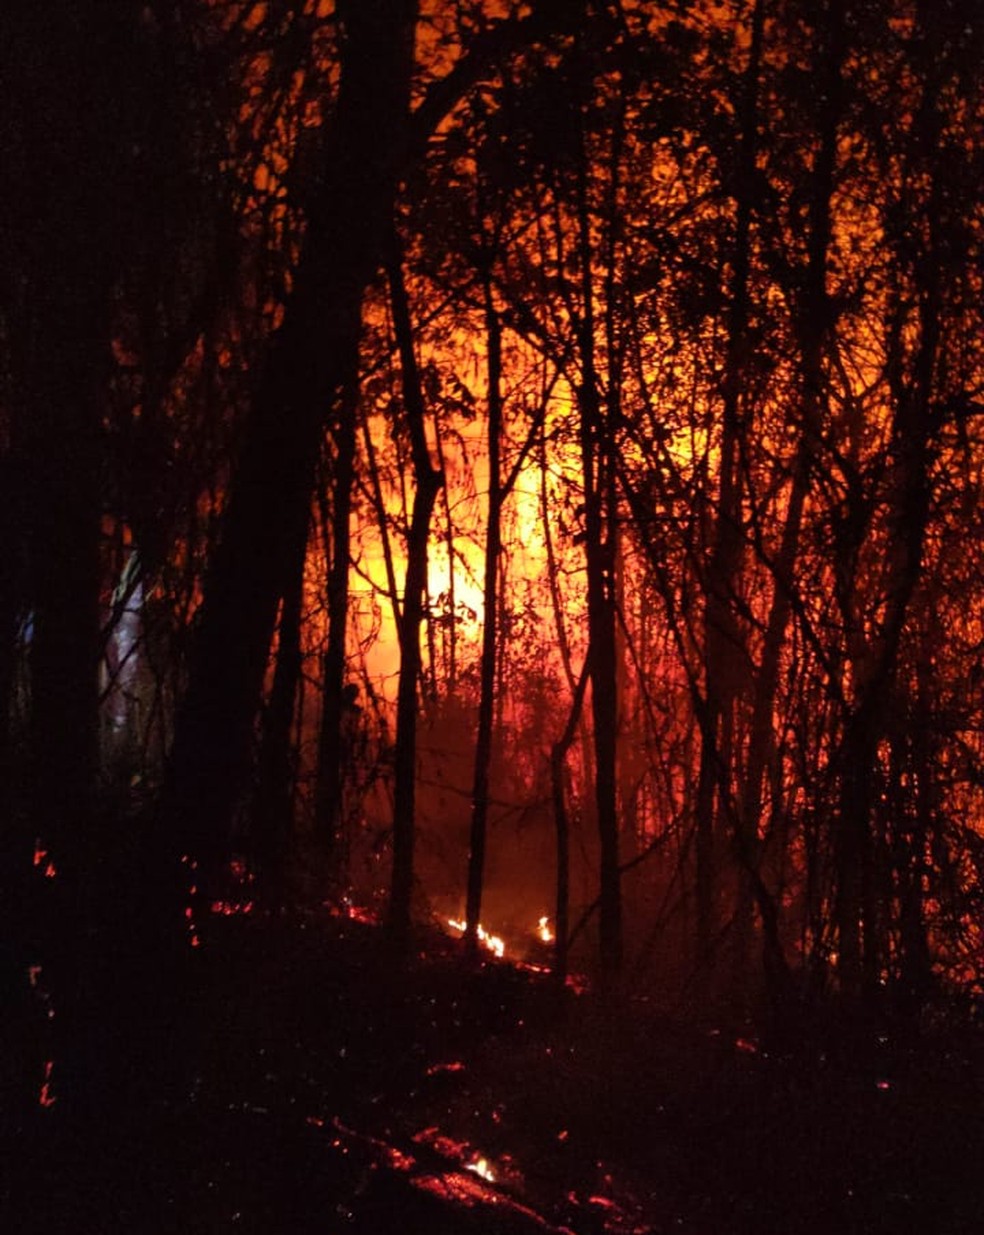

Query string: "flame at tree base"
[[447, 914, 556, 960], [447, 917, 505, 958]]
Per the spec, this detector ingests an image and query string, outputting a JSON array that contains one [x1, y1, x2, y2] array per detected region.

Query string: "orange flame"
[[447, 917, 505, 958]]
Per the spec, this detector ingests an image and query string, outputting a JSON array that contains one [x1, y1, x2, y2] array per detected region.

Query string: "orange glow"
[[384, 1145, 416, 1172], [412, 1171, 489, 1207], [328, 898, 381, 925], [97, 0, 984, 1029], [426, 1060, 466, 1076]]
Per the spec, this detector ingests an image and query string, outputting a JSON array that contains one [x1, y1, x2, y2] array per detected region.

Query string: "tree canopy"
[[4, 0, 984, 1099]]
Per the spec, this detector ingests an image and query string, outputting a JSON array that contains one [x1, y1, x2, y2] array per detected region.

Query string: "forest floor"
[[6, 903, 984, 1234]]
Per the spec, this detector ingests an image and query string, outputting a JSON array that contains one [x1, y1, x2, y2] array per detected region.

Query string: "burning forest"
[[3, 0, 984, 1231]]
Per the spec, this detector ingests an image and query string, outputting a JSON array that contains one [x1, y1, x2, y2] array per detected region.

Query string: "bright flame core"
[[467, 1155, 495, 1183], [447, 917, 505, 958]]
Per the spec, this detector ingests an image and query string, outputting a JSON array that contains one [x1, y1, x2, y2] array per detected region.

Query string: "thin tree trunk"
[[385, 233, 444, 950], [433, 424, 458, 690], [695, 0, 764, 975], [316, 374, 359, 868], [740, 0, 844, 1005], [539, 421, 577, 697], [574, 102, 621, 982], [899, 636, 934, 1008], [551, 658, 591, 987], [834, 6, 942, 1002], [361, 408, 404, 636], [465, 269, 503, 953]]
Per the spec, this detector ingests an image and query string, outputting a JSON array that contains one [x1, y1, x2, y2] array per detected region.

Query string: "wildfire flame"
[[537, 915, 553, 944], [466, 1155, 495, 1183], [447, 918, 505, 959]]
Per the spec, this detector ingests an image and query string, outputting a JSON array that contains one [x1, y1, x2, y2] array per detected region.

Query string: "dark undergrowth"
[[3, 905, 984, 1234]]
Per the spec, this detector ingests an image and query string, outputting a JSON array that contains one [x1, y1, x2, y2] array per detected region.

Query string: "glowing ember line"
[[210, 899, 255, 917], [39, 1060, 56, 1108], [447, 917, 505, 958], [426, 1060, 466, 1076]]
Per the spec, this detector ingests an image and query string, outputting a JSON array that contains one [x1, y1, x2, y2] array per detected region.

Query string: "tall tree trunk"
[[695, 0, 763, 976], [740, 0, 844, 1005], [574, 100, 621, 982], [0, 453, 22, 808], [433, 425, 458, 691], [540, 422, 577, 697], [898, 632, 934, 1008], [362, 406, 404, 635], [385, 233, 444, 951], [27, 360, 104, 1114], [163, 1, 418, 906], [0, 452, 27, 1026], [551, 659, 591, 987], [834, 4, 943, 1003], [252, 519, 308, 902], [6, 2, 121, 1115], [465, 269, 503, 953], [315, 374, 360, 870]]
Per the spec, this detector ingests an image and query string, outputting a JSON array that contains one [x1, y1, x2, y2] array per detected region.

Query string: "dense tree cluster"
[[3, 0, 984, 1109]]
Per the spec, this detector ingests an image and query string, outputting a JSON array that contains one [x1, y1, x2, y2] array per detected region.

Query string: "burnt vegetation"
[[3, 1, 984, 1231]]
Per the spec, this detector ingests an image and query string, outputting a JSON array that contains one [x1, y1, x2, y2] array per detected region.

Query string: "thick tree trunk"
[[251, 519, 308, 901], [0, 454, 21, 809], [164, 1, 418, 903], [4, 2, 120, 1116]]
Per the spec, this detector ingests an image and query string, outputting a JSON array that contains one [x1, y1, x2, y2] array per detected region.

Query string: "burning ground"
[[6, 905, 984, 1234]]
